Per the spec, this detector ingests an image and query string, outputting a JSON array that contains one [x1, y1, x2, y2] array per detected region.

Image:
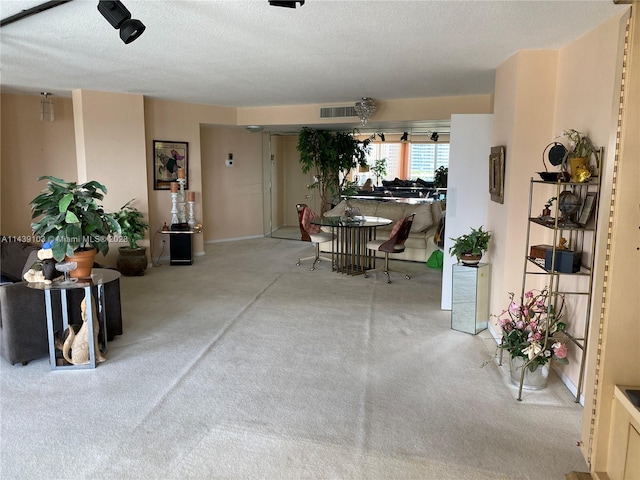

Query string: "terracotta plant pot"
[[66, 248, 97, 278]]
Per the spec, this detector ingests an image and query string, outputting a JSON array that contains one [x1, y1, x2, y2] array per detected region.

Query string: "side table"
[[26, 268, 121, 370], [161, 230, 199, 265], [451, 263, 490, 334]]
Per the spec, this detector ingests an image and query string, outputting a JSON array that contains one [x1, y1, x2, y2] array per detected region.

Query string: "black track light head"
[[430, 132, 439, 142], [269, 1, 305, 7], [378, 133, 385, 142], [400, 132, 409, 142], [97, 0, 145, 44]]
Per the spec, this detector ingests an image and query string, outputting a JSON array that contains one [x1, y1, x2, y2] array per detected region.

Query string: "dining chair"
[[364, 213, 415, 283], [295, 204, 335, 271]]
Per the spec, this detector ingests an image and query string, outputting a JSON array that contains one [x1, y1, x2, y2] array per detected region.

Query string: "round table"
[[311, 215, 393, 275]]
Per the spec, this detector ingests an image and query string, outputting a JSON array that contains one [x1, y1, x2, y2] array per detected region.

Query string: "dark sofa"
[[0, 237, 123, 365]]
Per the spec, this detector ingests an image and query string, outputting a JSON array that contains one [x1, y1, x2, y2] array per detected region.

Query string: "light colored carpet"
[[0, 237, 589, 479]]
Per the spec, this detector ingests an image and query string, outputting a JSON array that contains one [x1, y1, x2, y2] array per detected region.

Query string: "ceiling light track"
[[1, 1, 72, 28]]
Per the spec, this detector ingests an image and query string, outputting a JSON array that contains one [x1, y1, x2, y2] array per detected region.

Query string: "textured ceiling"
[[0, 0, 627, 111]]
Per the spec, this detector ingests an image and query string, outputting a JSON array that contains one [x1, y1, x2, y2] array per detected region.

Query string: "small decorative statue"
[[23, 241, 61, 284], [57, 296, 106, 365]]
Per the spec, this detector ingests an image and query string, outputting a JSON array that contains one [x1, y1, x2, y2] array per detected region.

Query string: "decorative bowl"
[[537, 171, 569, 182]]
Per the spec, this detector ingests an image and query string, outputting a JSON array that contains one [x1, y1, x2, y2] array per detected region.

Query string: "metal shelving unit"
[[519, 148, 603, 402]]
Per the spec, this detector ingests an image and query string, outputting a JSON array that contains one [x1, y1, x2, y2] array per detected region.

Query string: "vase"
[[568, 157, 588, 182], [65, 248, 96, 278], [41, 259, 58, 281], [509, 356, 549, 390]]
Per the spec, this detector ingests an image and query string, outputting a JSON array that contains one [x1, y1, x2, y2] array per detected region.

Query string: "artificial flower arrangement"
[[561, 129, 595, 161], [495, 287, 569, 372]]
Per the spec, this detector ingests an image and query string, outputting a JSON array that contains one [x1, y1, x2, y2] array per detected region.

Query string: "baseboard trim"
[[204, 235, 265, 244]]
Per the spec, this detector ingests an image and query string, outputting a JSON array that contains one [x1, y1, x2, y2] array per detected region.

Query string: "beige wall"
[[143, 98, 236, 256], [488, 50, 558, 333], [487, 11, 628, 399], [200, 126, 263, 241], [237, 94, 493, 128], [72, 90, 148, 266], [0, 94, 77, 236], [583, 9, 640, 478]]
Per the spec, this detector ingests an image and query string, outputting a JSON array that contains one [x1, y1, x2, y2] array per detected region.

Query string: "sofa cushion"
[[374, 202, 406, 222], [324, 200, 349, 217], [406, 203, 433, 232], [431, 201, 444, 222]]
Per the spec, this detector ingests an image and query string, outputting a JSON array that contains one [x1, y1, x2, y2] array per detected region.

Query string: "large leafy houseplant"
[[448, 226, 491, 263], [297, 128, 370, 214], [30, 176, 120, 262]]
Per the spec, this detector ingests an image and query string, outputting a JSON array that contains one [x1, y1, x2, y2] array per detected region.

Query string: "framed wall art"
[[489, 146, 505, 204], [153, 140, 188, 190], [578, 192, 597, 227]]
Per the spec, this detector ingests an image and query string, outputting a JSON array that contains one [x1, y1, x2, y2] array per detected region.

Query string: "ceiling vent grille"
[[320, 105, 357, 118]]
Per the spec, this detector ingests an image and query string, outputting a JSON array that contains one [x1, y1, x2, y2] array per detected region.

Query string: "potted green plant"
[[30, 176, 120, 278], [371, 158, 387, 186], [297, 128, 370, 214], [560, 129, 596, 181], [449, 226, 491, 265], [433, 166, 448, 189], [114, 199, 149, 276]]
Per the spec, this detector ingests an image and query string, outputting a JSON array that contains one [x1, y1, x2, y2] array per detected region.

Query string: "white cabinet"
[[451, 263, 490, 334]]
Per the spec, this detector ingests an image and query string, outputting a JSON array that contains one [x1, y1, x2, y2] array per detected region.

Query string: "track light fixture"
[[378, 133, 385, 142], [268, 1, 305, 7], [97, 0, 145, 44], [400, 132, 409, 142], [430, 132, 439, 142]]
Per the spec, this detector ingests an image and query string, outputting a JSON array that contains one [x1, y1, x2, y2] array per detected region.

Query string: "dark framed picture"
[[578, 192, 597, 227], [153, 140, 188, 190], [489, 146, 505, 204]]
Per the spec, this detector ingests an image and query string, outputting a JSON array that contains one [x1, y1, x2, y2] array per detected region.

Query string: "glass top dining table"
[[311, 215, 393, 275]]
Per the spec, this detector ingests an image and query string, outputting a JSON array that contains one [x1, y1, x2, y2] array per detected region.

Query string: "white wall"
[[441, 114, 494, 310]]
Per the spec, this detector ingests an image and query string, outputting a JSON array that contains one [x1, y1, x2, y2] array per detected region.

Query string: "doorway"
[[264, 133, 319, 240]]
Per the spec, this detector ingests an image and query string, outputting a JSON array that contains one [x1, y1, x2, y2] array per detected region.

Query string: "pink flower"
[[553, 342, 568, 359], [515, 321, 525, 330], [525, 291, 534, 299], [509, 302, 521, 314]]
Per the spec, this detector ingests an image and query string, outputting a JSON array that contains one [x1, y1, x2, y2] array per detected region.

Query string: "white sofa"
[[319, 198, 444, 263]]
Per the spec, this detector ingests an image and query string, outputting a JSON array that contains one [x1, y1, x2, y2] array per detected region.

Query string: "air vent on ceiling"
[[320, 105, 357, 119]]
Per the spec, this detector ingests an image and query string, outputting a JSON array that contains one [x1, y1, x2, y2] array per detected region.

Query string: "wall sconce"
[[40, 92, 54, 122], [97, 0, 146, 44]]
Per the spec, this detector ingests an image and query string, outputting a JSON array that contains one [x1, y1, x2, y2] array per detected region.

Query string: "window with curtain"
[[364, 142, 450, 181]]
